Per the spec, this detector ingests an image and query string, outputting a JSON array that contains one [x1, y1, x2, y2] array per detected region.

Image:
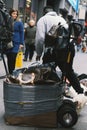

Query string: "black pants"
[[6, 52, 17, 74], [24, 44, 35, 60], [43, 45, 83, 94]]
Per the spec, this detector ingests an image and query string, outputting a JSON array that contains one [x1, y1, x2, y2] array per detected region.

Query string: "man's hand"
[[19, 44, 24, 49]]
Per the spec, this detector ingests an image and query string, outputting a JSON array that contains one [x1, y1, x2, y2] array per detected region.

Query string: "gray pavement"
[[0, 52, 87, 130]]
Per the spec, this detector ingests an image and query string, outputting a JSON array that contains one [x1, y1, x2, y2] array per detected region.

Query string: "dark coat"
[[25, 25, 36, 45]]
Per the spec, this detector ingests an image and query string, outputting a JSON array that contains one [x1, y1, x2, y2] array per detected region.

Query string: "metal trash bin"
[[3, 81, 63, 127]]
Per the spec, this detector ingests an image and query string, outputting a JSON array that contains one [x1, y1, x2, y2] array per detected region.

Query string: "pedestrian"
[[76, 35, 82, 52], [5, 9, 24, 74], [35, 6, 86, 95], [84, 19, 87, 34], [81, 34, 87, 52], [23, 19, 36, 62]]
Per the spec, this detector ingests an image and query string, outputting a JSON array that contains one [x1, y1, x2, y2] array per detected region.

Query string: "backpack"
[[0, 1, 14, 52], [45, 23, 69, 49]]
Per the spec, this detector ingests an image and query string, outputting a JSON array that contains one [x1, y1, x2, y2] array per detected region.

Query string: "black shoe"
[[84, 91, 87, 96], [77, 88, 84, 94], [23, 59, 27, 61]]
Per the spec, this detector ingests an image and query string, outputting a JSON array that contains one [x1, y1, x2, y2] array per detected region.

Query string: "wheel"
[[57, 105, 78, 128], [63, 99, 76, 109]]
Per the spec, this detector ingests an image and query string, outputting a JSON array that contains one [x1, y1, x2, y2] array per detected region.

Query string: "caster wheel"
[[57, 104, 78, 128]]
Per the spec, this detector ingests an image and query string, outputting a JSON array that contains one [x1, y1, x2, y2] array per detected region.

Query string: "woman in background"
[[6, 9, 24, 74]]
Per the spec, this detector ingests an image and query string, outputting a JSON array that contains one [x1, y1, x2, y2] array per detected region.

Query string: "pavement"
[[0, 51, 87, 130]]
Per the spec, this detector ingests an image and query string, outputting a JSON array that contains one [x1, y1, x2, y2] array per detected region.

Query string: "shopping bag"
[[15, 51, 23, 68]]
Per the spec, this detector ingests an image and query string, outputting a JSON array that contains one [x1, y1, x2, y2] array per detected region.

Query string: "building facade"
[[79, 1, 87, 21], [3, 0, 31, 23], [3, 0, 19, 10], [3, 0, 81, 22], [31, 0, 80, 21]]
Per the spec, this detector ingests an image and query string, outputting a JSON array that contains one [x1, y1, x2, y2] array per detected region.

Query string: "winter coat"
[[25, 25, 36, 45], [7, 20, 24, 53]]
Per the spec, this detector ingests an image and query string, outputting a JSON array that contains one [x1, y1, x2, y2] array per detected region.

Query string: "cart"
[[3, 64, 78, 128]]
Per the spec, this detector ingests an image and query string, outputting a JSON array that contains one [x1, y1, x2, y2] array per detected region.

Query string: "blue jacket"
[[7, 20, 24, 53]]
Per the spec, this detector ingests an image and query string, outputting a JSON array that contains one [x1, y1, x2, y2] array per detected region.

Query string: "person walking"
[[23, 19, 36, 62], [5, 9, 24, 74], [35, 6, 86, 94]]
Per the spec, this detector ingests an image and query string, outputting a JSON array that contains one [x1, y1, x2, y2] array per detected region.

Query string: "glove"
[[36, 55, 41, 61]]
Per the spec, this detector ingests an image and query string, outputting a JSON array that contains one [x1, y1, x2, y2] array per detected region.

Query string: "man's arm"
[[35, 18, 46, 59]]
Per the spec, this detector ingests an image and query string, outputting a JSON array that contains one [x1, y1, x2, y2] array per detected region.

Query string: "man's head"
[[43, 6, 53, 15], [29, 19, 35, 27]]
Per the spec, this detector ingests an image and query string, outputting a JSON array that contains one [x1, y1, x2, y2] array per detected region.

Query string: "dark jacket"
[[25, 25, 36, 45]]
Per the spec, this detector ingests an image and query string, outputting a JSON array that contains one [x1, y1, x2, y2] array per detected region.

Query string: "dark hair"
[[43, 6, 53, 15], [9, 9, 18, 17]]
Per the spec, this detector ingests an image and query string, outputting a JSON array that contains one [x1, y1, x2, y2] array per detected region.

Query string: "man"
[[35, 6, 85, 94], [23, 19, 36, 61]]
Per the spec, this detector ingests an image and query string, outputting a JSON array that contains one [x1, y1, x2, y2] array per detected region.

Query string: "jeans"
[[6, 52, 17, 74]]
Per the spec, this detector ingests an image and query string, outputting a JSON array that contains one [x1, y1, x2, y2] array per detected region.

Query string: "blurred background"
[[2, 0, 87, 24]]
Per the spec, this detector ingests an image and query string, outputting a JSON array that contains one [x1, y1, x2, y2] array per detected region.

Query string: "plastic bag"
[[15, 51, 23, 68]]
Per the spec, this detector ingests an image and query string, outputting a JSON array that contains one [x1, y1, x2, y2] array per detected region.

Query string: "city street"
[[0, 51, 87, 130]]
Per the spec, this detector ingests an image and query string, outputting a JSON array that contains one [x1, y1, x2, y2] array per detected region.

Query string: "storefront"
[[31, 0, 61, 21], [3, 0, 80, 22], [3, 0, 19, 10], [31, 0, 79, 21]]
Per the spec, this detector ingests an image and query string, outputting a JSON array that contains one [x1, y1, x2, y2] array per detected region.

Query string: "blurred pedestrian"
[[82, 34, 87, 52], [23, 19, 36, 61], [6, 9, 24, 74], [84, 19, 87, 34], [76, 35, 82, 52]]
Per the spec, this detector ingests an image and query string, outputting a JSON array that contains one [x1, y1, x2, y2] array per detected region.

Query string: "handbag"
[[6, 41, 14, 49], [3, 41, 13, 52]]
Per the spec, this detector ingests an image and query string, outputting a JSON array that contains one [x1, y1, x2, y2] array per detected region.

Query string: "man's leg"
[[24, 44, 29, 61], [57, 48, 84, 94], [6, 52, 17, 74]]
